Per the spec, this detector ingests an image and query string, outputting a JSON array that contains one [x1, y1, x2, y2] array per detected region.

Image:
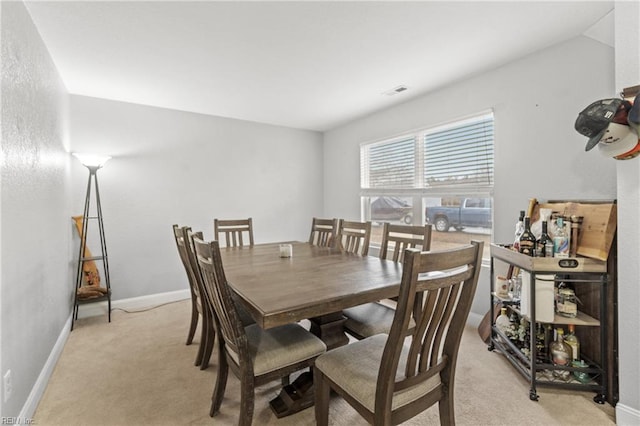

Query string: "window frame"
[[360, 111, 495, 257]]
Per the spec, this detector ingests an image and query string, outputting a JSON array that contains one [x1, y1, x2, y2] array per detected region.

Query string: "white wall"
[[0, 1, 71, 418], [614, 1, 640, 423], [69, 96, 324, 300], [324, 35, 616, 319]]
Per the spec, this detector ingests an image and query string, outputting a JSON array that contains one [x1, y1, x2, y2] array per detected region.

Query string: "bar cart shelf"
[[488, 243, 615, 404]]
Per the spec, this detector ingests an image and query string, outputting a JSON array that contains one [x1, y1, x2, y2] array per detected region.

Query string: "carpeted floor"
[[33, 299, 616, 425]]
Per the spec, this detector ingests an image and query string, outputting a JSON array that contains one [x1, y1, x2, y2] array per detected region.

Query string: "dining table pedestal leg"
[[309, 312, 349, 350], [269, 371, 314, 418]]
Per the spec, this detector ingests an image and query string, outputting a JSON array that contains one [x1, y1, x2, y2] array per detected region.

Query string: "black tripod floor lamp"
[[72, 153, 112, 330]]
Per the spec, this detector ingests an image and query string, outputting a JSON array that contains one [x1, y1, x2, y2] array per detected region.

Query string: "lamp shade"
[[72, 153, 112, 168]]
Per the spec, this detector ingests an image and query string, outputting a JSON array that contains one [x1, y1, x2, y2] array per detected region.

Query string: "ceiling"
[[24, 1, 614, 132]]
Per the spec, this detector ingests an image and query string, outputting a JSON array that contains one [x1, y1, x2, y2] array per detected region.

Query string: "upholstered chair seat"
[[315, 334, 441, 412], [343, 302, 415, 339], [226, 323, 326, 376]]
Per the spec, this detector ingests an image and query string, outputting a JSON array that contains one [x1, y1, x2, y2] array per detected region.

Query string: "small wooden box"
[[533, 200, 617, 261]]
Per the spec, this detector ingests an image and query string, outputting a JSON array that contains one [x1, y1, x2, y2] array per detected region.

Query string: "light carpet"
[[33, 300, 616, 425]]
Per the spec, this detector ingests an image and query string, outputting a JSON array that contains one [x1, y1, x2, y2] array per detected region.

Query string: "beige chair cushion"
[[343, 302, 415, 338], [227, 323, 326, 376], [315, 334, 440, 412]]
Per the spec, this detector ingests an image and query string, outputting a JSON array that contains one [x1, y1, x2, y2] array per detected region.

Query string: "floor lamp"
[[72, 153, 112, 330]]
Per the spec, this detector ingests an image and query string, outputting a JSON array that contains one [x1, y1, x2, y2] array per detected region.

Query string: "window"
[[360, 112, 494, 258]]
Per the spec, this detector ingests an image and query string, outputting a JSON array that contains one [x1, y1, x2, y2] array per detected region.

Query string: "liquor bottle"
[[495, 307, 511, 334], [535, 323, 548, 363], [518, 216, 536, 256], [495, 275, 510, 298], [536, 220, 553, 257], [550, 328, 572, 380], [553, 216, 570, 258], [513, 210, 525, 251], [556, 287, 578, 318], [508, 271, 522, 301], [565, 324, 580, 361]]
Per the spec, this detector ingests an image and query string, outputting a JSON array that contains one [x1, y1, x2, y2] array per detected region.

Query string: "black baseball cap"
[[575, 98, 624, 151]]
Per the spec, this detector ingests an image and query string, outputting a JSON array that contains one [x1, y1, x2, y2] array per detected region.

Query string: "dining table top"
[[219, 241, 403, 329]]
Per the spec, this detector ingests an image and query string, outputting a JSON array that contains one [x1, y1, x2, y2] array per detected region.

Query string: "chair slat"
[[336, 220, 372, 256], [309, 217, 339, 248], [214, 217, 254, 248]]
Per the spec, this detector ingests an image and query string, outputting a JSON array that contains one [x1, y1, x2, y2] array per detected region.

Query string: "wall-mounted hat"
[[575, 98, 629, 151], [596, 122, 638, 158]]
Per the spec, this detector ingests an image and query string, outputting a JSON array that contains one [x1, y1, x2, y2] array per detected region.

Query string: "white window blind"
[[360, 112, 494, 194], [361, 137, 415, 189], [424, 114, 494, 190]]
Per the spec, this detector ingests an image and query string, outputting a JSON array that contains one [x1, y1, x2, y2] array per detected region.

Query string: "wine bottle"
[[518, 216, 536, 257], [553, 216, 570, 258], [536, 220, 553, 257], [513, 210, 525, 251], [565, 324, 580, 361], [550, 328, 572, 380]]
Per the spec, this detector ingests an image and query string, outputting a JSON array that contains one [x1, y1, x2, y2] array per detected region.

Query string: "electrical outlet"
[[3, 369, 12, 402]]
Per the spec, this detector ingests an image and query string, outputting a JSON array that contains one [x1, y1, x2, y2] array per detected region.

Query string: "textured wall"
[[1, 1, 70, 418]]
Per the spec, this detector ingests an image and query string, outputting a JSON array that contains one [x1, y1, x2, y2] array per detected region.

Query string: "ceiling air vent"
[[383, 85, 409, 96]]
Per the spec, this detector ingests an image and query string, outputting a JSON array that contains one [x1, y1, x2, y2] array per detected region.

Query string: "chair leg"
[[200, 314, 215, 370], [438, 386, 455, 426], [186, 299, 198, 345], [238, 376, 255, 426], [210, 343, 228, 417], [314, 367, 330, 426], [194, 315, 208, 368]]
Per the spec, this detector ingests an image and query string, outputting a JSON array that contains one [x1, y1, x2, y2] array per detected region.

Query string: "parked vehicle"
[[425, 198, 492, 232], [371, 196, 413, 224]]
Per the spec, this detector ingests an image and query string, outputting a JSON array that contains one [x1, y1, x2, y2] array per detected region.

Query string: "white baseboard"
[[22, 289, 191, 419], [19, 315, 72, 420], [467, 311, 483, 328], [616, 403, 640, 425]]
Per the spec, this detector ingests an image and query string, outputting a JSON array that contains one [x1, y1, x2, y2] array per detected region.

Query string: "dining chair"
[[314, 241, 483, 426], [188, 229, 256, 329], [309, 217, 340, 247], [172, 225, 211, 368], [193, 237, 327, 425], [342, 223, 433, 340], [181, 228, 217, 370], [336, 220, 372, 256], [214, 217, 254, 247]]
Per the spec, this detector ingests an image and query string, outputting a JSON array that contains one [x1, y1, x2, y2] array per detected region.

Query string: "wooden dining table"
[[220, 240, 403, 349], [219, 240, 404, 417]]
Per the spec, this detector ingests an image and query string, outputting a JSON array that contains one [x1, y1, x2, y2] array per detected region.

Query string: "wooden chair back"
[[183, 228, 207, 301], [336, 220, 372, 256], [183, 228, 217, 368], [193, 237, 248, 369], [214, 218, 254, 248], [379, 223, 433, 263], [172, 225, 202, 311], [308, 217, 339, 247], [379, 241, 483, 424]]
